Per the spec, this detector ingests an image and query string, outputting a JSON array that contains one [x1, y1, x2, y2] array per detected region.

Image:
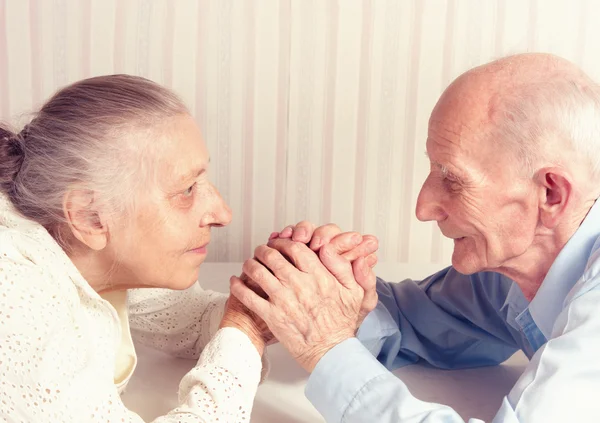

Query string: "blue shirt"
[[305, 200, 600, 422]]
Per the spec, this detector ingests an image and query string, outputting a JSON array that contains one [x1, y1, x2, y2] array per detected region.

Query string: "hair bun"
[[0, 127, 25, 194]]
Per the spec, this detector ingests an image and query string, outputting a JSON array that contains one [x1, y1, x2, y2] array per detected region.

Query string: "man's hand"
[[271, 222, 379, 324], [271, 221, 378, 265], [229, 236, 376, 372]]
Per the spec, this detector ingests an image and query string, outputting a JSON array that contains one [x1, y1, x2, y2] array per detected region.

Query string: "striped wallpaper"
[[1, 0, 600, 264]]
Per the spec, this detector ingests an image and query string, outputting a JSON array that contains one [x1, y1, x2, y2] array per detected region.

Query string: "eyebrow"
[[424, 152, 464, 181], [179, 158, 211, 183]]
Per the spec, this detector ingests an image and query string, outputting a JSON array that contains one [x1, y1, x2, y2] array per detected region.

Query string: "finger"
[[365, 253, 378, 268], [318, 242, 357, 289], [239, 272, 269, 299], [341, 235, 379, 261], [279, 225, 293, 238], [230, 275, 272, 318], [291, 220, 315, 243], [242, 258, 284, 298], [308, 223, 342, 250], [268, 231, 279, 240], [265, 238, 323, 274], [353, 257, 378, 312], [324, 232, 363, 256], [254, 244, 300, 282]]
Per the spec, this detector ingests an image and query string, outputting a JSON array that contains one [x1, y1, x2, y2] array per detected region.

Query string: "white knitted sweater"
[[0, 194, 263, 422]]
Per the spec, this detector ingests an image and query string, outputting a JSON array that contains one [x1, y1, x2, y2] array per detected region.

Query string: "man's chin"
[[451, 252, 482, 275]]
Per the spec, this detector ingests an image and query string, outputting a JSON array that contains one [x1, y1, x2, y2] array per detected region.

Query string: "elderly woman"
[[0, 75, 377, 422]]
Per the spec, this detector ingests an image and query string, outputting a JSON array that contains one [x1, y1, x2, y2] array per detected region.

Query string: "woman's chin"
[[167, 270, 202, 291]]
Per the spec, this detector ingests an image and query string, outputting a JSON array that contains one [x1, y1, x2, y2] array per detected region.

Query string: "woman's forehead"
[[153, 116, 210, 186]]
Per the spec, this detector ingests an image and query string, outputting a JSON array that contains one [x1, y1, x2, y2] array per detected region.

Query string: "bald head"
[[471, 53, 588, 82], [431, 53, 600, 186], [435, 53, 593, 122]]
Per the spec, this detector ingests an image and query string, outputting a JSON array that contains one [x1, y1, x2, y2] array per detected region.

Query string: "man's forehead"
[[426, 122, 494, 176], [428, 106, 493, 149], [426, 121, 466, 156]]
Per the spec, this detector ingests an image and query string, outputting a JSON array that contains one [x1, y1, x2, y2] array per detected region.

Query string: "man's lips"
[[440, 230, 466, 240]]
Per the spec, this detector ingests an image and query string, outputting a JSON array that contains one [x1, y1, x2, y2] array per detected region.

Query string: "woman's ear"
[[63, 189, 108, 251], [535, 167, 573, 230]]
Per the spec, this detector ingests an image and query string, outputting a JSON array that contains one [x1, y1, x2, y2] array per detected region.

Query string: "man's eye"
[[183, 183, 196, 197], [443, 177, 461, 192]]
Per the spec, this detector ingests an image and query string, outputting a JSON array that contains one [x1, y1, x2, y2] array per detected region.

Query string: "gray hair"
[[0, 74, 188, 245], [489, 76, 600, 180]]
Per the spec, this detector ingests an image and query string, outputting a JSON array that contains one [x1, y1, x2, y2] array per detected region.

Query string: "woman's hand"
[[230, 235, 377, 372], [219, 276, 275, 356]]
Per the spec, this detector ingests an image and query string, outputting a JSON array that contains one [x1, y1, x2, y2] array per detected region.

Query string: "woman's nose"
[[200, 185, 233, 227]]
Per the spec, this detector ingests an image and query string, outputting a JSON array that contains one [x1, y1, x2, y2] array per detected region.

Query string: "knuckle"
[[264, 248, 280, 263], [254, 244, 267, 257], [320, 243, 335, 259], [316, 223, 339, 236], [304, 257, 320, 273], [245, 292, 260, 310], [288, 242, 303, 257], [242, 259, 257, 275]]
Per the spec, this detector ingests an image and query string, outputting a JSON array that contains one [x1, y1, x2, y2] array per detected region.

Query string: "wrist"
[[300, 334, 355, 372], [220, 314, 266, 356]]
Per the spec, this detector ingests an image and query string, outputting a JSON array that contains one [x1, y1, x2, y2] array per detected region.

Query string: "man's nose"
[[415, 175, 447, 222]]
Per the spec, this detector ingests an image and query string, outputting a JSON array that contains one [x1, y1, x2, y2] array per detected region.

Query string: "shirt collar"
[[529, 199, 600, 339]]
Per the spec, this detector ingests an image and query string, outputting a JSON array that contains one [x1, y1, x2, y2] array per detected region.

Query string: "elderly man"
[[232, 53, 600, 422]]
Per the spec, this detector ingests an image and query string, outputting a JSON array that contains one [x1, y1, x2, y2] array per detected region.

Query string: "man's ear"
[[63, 189, 108, 251], [535, 167, 573, 229]]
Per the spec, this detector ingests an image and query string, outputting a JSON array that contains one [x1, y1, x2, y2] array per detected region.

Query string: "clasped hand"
[[228, 222, 379, 372]]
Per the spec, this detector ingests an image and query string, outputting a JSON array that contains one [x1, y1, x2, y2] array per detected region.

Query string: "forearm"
[[362, 270, 519, 370], [152, 327, 263, 423], [306, 338, 485, 423], [128, 286, 228, 359]]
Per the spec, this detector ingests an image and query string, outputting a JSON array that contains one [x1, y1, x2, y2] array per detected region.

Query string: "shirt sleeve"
[[128, 284, 271, 383], [153, 327, 263, 423], [305, 271, 600, 422], [0, 260, 263, 423], [128, 284, 228, 359], [358, 267, 521, 370]]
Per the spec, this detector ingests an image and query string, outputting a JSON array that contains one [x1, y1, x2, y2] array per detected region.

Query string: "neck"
[[495, 242, 559, 301], [68, 250, 115, 293], [67, 247, 136, 293], [495, 202, 593, 301]]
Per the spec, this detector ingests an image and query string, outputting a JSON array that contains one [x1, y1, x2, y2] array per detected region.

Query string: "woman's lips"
[[189, 243, 209, 254]]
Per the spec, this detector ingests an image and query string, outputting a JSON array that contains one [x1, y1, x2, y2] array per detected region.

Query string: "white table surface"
[[122, 263, 528, 422]]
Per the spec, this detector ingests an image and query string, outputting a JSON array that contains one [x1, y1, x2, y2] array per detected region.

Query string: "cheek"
[[151, 219, 195, 256], [445, 195, 487, 231], [128, 209, 191, 260], [484, 199, 537, 256], [505, 209, 537, 249]]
